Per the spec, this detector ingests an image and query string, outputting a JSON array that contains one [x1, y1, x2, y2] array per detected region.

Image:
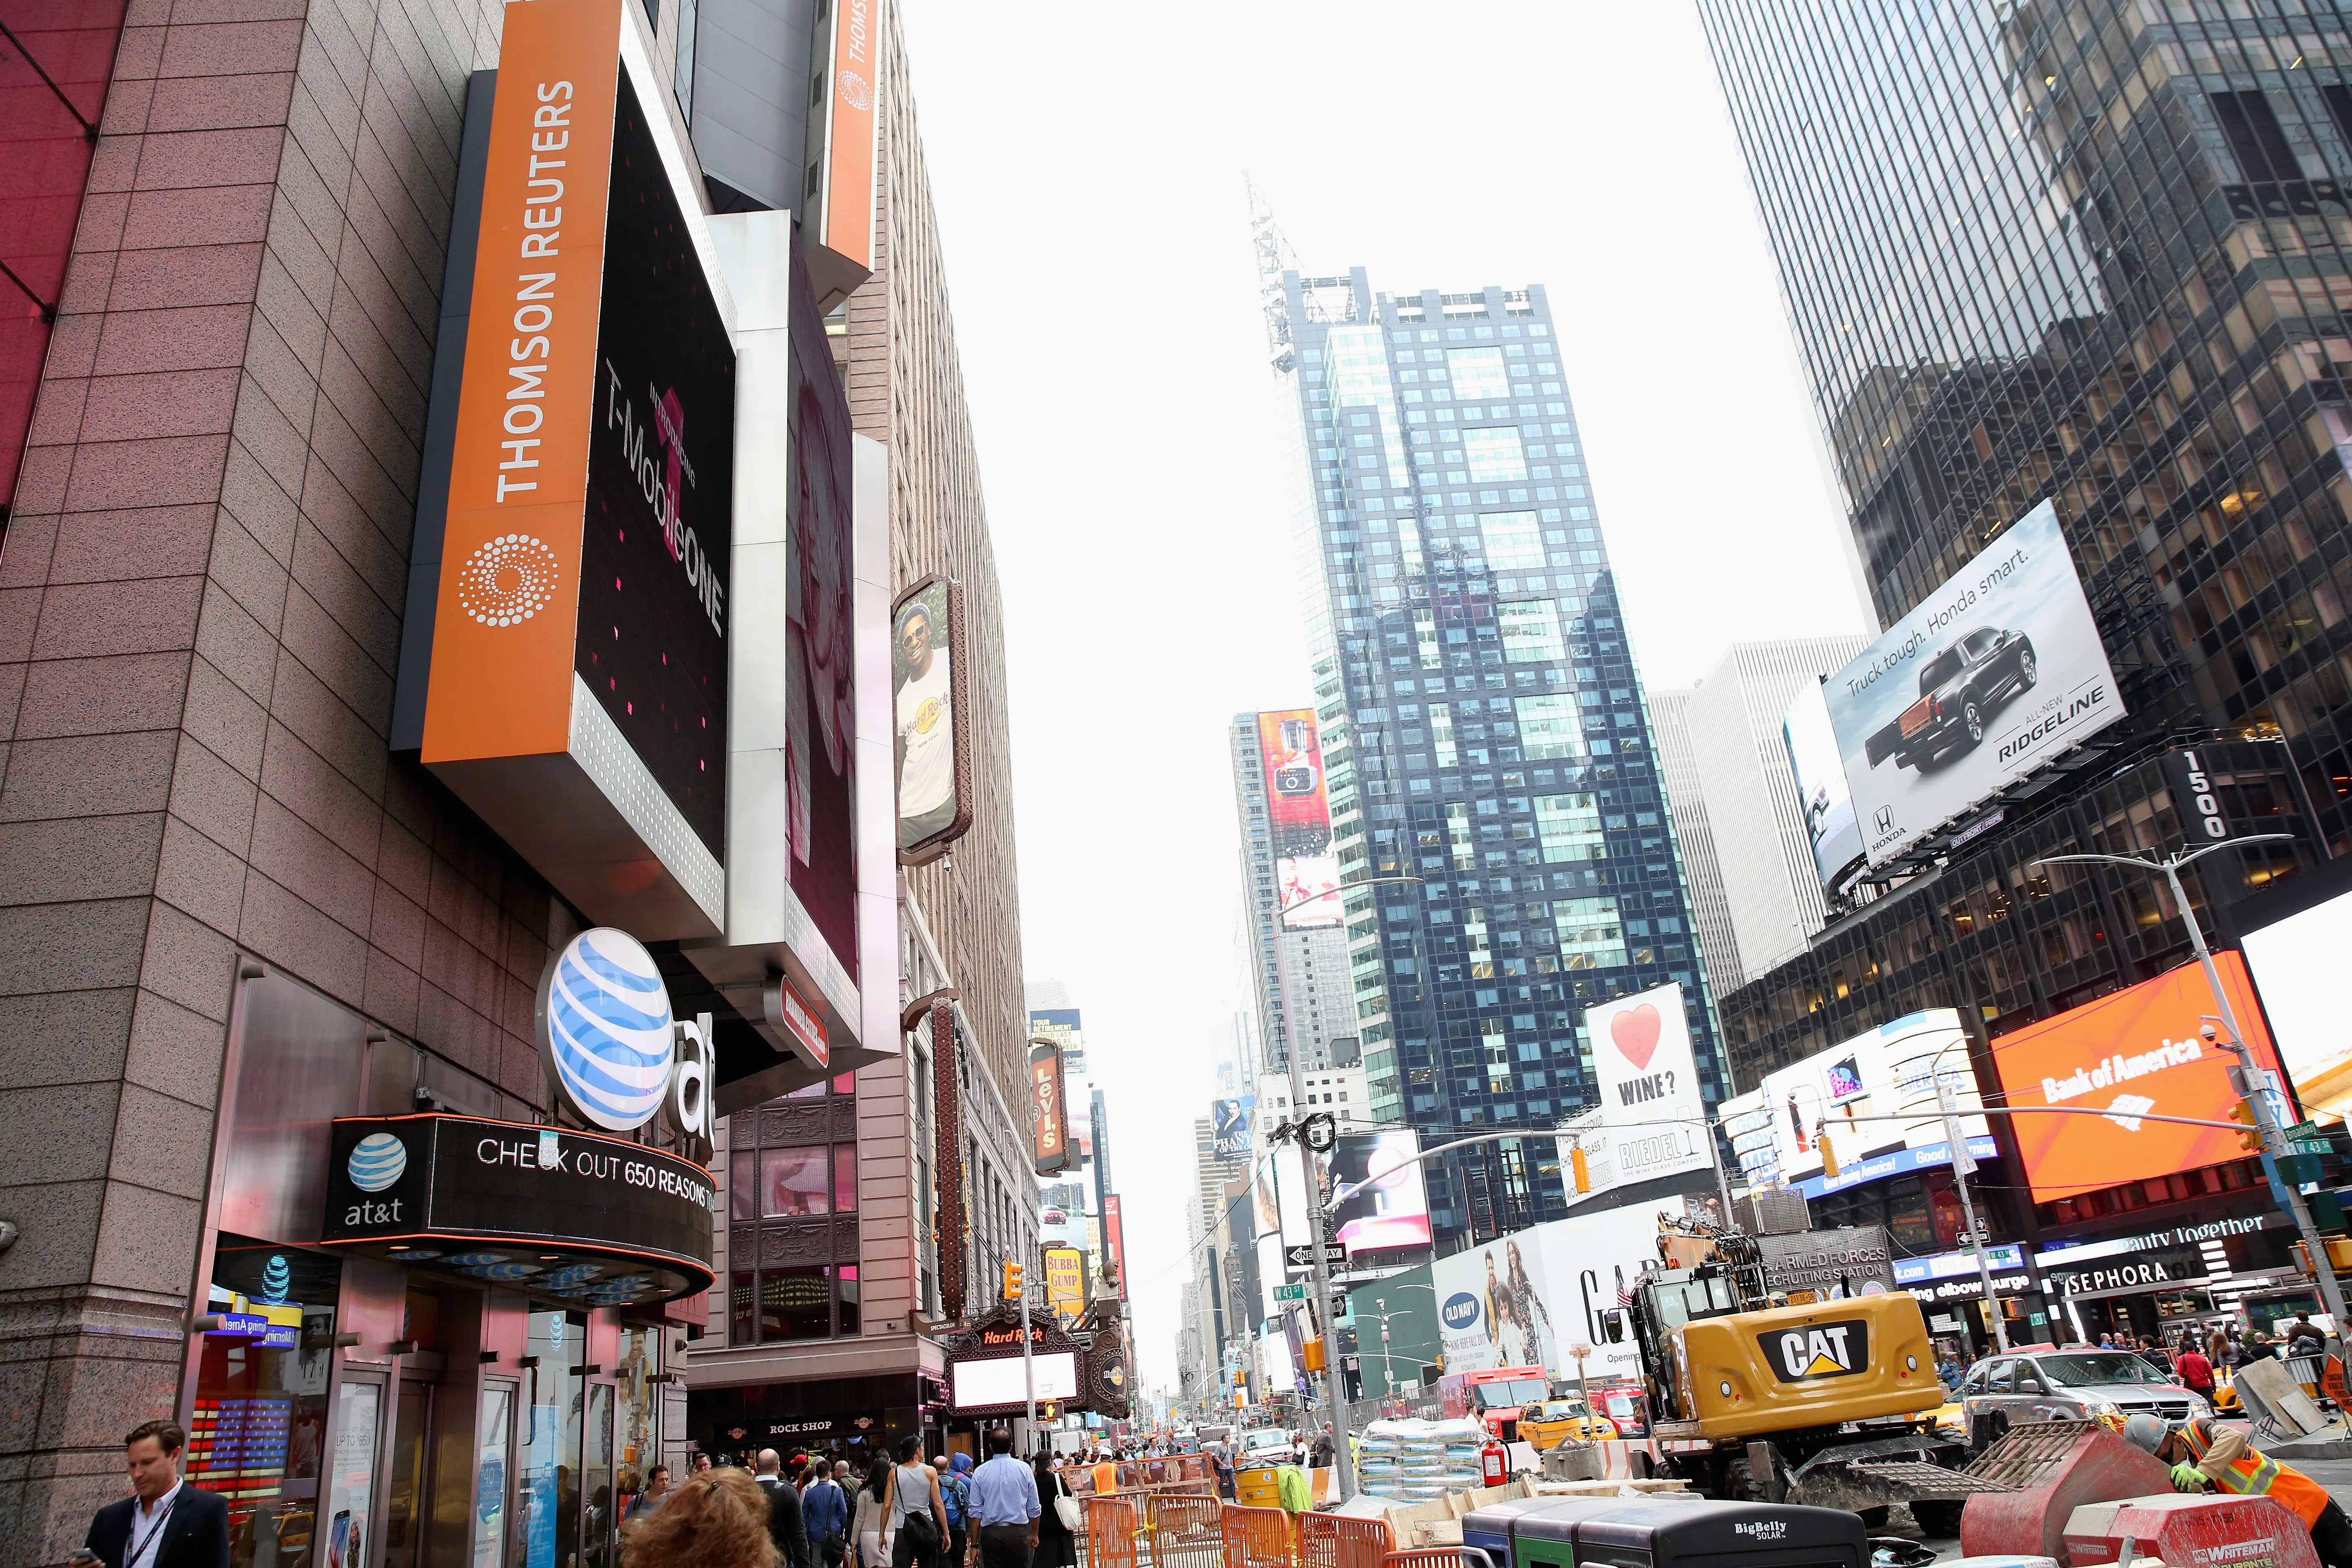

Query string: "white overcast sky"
[[896, 0, 1875, 1394]]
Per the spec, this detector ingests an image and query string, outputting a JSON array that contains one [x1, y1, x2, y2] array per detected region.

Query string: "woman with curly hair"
[[621, 1466, 777, 1568]]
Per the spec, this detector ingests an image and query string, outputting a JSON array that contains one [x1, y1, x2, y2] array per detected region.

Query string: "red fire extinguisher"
[[1481, 1437, 1508, 1486]]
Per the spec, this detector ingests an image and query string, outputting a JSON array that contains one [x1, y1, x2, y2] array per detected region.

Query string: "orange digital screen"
[[1987, 952, 2285, 1201]]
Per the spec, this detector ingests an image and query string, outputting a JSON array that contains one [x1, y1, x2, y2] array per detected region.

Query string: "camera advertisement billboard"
[[1567, 982, 1712, 1202], [1255, 709, 1343, 928], [1785, 676, 1866, 891], [1987, 953, 2289, 1202], [1823, 501, 2124, 871], [1327, 1129, 1432, 1253]]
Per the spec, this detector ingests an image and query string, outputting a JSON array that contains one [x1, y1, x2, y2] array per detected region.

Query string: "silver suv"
[[1956, 1346, 2197, 1429]]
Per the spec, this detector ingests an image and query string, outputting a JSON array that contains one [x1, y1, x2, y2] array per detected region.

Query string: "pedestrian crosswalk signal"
[[1570, 1145, 1590, 1194]]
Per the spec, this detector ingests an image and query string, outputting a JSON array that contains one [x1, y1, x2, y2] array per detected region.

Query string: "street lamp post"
[[2034, 835, 2349, 1332]]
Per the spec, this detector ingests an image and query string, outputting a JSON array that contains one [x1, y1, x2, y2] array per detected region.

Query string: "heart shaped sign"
[[1611, 1004, 1662, 1071]]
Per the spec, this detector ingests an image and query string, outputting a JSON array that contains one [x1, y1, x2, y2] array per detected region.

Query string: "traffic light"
[[1818, 1123, 1840, 1179], [1003, 1261, 1025, 1301], [1570, 1145, 1591, 1194], [2231, 1101, 2263, 1154]]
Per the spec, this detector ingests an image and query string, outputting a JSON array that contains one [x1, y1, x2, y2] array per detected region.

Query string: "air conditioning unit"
[[1737, 1189, 1811, 1236]]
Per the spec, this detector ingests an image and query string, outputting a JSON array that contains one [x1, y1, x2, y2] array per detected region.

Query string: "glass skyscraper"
[[1266, 266, 1726, 1241], [1694, 5, 2347, 1165]]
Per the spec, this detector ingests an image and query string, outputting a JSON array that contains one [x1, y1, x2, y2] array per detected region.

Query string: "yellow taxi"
[[1518, 1399, 1619, 1450]]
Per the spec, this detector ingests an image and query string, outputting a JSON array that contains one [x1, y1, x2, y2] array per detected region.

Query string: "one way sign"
[[1286, 1243, 1347, 1267]]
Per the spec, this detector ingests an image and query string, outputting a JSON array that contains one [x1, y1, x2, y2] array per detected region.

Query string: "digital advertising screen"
[[1733, 1009, 1988, 1191], [1328, 1129, 1432, 1252], [893, 576, 969, 861], [577, 72, 735, 858], [1784, 675, 1865, 891], [1987, 954, 2287, 1201], [2241, 883, 2352, 1110], [1822, 501, 2125, 872], [1575, 982, 1709, 1196], [1212, 1095, 1255, 1158], [1255, 709, 1341, 928], [952, 1352, 1077, 1409], [785, 239, 860, 979]]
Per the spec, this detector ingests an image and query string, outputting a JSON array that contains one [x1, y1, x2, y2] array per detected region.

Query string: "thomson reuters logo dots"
[[837, 70, 872, 111], [458, 533, 559, 626]]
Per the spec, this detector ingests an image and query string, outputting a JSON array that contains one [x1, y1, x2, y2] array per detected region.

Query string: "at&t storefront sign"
[[321, 1113, 716, 1304], [535, 927, 713, 1162]]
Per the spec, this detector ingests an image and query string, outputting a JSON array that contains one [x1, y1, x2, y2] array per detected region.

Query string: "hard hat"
[[2121, 1413, 2167, 1454]]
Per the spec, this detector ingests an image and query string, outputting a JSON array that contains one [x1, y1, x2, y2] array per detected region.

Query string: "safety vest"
[[2180, 1421, 2332, 1528]]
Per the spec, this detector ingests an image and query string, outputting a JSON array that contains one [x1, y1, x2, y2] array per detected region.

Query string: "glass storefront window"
[[322, 1379, 378, 1568], [614, 1326, 660, 1521], [476, 1385, 514, 1568], [520, 1310, 584, 1568], [762, 1146, 831, 1216], [730, 1151, 756, 1221], [187, 1236, 343, 1568], [583, 1384, 615, 1568], [760, 1266, 831, 1339], [833, 1145, 858, 1213]]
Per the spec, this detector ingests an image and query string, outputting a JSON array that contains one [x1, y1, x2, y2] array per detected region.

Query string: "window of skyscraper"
[[1479, 509, 1545, 567], [2209, 90, 2301, 182], [1461, 426, 1528, 480], [1498, 601, 1564, 661], [1446, 346, 1510, 396], [1430, 703, 1458, 766], [1554, 897, 1627, 970], [1533, 793, 1603, 861], [1514, 694, 1584, 760]]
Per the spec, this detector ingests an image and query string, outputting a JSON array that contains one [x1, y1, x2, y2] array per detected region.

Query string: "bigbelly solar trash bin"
[[1462, 1496, 1866, 1568]]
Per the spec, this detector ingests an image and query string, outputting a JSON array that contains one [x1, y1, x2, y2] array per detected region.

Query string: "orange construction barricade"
[[1088, 1496, 1146, 1568], [1146, 1492, 1227, 1568], [1221, 1501, 1298, 1568], [1300, 1512, 1393, 1568]]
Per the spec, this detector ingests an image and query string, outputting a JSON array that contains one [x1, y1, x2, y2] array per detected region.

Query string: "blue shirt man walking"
[[964, 1427, 1041, 1568]]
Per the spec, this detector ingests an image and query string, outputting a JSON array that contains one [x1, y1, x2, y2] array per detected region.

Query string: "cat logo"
[[1757, 1317, 1871, 1381]]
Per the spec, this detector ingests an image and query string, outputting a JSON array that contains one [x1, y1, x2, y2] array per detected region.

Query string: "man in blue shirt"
[[964, 1427, 1040, 1568]]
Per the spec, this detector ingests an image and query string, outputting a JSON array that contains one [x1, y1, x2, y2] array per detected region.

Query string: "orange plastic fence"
[[1221, 1501, 1299, 1568], [1381, 1550, 1492, 1568], [1146, 1492, 1228, 1568], [1300, 1512, 1393, 1568], [1087, 1496, 1145, 1568]]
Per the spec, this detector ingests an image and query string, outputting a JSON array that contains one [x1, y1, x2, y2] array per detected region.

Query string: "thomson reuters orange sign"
[[1987, 952, 2287, 1200]]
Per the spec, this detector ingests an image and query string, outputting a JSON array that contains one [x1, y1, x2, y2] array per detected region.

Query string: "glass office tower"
[[1694, 7, 2348, 1102], [1267, 268, 1726, 1241]]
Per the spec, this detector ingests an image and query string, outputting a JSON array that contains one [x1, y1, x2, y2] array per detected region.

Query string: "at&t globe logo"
[[536, 929, 676, 1132], [348, 1131, 408, 1191]]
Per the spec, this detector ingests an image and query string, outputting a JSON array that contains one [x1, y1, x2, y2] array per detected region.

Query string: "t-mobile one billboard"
[[1256, 710, 1342, 928], [1987, 953, 2288, 1201], [1821, 501, 2124, 875], [414, 0, 735, 938]]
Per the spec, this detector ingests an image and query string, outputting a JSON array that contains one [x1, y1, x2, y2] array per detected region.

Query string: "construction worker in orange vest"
[[2124, 1414, 2352, 1568]]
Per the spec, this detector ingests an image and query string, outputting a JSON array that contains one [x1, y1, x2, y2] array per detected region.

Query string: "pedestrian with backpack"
[[938, 1453, 973, 1568], [804, 1455, 851, 1568]]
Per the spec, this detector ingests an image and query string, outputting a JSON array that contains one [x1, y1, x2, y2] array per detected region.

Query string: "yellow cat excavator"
[[1594, 1214, 2005, 1533]]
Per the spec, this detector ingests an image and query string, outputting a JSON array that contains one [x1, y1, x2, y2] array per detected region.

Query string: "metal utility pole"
[[1936, 1073, 2009, 1352], [1283, 1051, 1356, 1500], [2038, 837, 2349, 1332]]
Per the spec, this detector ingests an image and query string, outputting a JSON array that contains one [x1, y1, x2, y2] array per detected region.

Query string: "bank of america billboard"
[[1820, 501, 2124, 876]]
